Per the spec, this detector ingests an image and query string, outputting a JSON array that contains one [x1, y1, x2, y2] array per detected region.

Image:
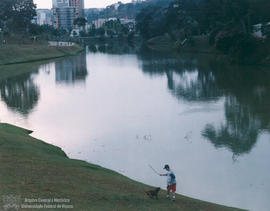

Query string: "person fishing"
[[160, 164, 176, 201]]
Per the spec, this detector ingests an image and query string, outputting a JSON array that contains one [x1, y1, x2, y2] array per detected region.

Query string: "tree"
[[0, 0, 14, 21], [0, 0, 36, 33], [96, 28, 105, 36], [136, 5, 167, 39], [262, 23, 270, 39], [88, 24, 96, 37], [165, 0, 200, 40], [74, 17, 87, 28]]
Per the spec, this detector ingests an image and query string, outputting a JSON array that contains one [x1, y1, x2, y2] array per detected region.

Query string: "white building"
[[36, 9, 52, 25], [70, 29, 80, 37], [132, 0, 143, 4], [92, 19, 107, 28], [119, 18, 135, 25], [253, 22, 270, 38]]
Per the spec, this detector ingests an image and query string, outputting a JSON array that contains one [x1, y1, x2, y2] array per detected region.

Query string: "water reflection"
[[88, 42, 137, 55], [0, 52, 88, 115], [202, 97, 259, 156], [55, 52, 88, 84], [138, 52, 223, 102], [202, 65, 270, 156], [138, 50, 270, 156], [0, 72, 39, 116], [0, 50, 269, 210]]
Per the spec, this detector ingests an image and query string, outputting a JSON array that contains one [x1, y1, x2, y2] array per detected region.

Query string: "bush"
[[215, 30, 243, 54], [214, 29, 264, 64], [127, 32, 134, 42], [228, 34, 258, 64]]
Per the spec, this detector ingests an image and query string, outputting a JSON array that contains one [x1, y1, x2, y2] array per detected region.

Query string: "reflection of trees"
[[202, 96, 259, 156], [213, 66, 270, 129], [87, 42, 137, 55], [55, 52, 88, 84], [202, 66, 270, 156], [0, 73, 40, 116], [138, 50, 270, 156], [138, 50, 198, 76], [138, 51, 223, 102], [170, 70, 222, 102]]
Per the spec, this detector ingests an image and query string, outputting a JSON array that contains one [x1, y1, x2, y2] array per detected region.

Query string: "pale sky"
[[34, 0, 132, 9]]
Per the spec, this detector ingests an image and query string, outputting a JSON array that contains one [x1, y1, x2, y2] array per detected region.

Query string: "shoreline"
[[0, 44, 84, 66], [0, 123, 245, 211]]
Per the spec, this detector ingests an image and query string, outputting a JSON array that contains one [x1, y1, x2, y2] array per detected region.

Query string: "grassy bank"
[[0, 44, 83, 65], [147, 35, 219, 54], [0, 123, 245, 210]]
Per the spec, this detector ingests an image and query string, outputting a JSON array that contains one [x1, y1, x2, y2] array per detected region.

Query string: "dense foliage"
[[135, 0, 270, 64], [0, 0, 36, 33], [87, 19, 131, 40], [74, 18, 87, 28], [85, 0, 174, 23], [0, 0, 71, 41]]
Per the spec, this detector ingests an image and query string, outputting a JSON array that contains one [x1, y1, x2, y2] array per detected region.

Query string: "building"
[[120, 18, 136, 31], [70, 29, 80, 37], [92, 18, 107, 29], [53, 7, 78, 30], [253, 23, 270, 38], [35, 9, 52, 25], [69, 0, 84, 17], [52, 0, 79, 30], [53, 0, 69, 8], [132, 0, 143, 4], [119, 18, 135, 25]]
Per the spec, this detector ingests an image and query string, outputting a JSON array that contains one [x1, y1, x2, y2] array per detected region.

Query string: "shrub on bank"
[[214, 30, 269, 64]]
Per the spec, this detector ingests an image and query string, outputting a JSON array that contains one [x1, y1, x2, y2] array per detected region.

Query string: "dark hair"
[[164, 164, 170, 169]]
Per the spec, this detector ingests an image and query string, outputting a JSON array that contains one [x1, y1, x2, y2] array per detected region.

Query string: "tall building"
[[53, 7, 78, 30], [53, 0, 70, 8], [52, 0, 78, 30], [69, 0, 84, 17]]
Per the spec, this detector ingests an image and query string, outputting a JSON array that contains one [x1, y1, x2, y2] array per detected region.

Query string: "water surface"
[[0, 49, 269, 211]]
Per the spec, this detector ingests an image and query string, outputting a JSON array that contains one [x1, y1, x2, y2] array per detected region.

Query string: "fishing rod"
[[148, 164, 160, 176]]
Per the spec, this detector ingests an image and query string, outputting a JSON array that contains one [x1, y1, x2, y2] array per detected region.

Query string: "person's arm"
[[160, 173, 167, 176]]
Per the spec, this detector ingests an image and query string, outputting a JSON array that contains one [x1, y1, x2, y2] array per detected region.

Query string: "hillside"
[[0, 123, 245, 210]]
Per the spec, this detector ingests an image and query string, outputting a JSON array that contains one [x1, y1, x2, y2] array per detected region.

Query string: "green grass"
[[0, 44, 83, 65], [0, 123, 245, 211], [147, 35, 175, 51], [146, 35, 219, 54]]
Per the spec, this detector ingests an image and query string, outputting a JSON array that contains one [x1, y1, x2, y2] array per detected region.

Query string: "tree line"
[[136, 0, 270, 64], [85, 0, 174, 22]]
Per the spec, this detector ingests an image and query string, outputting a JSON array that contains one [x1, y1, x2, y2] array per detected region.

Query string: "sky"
[[34, 0, 132, 9]]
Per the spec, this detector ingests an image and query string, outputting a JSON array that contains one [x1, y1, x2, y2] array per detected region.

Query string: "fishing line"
[[148, 164, 160, 175]]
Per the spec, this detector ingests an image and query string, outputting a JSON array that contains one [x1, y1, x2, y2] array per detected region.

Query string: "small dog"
[[145, 187, 160, 199]]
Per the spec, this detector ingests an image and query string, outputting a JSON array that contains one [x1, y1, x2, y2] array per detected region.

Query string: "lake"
[[0, 47, 269, 211]]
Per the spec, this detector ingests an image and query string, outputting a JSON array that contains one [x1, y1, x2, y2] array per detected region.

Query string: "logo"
[[2, 195, 21, 211]]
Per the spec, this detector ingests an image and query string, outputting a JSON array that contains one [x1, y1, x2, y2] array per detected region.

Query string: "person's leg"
[[166, 186, 170, 199], [172, 191, 176, 201], [172, 184, 176, 201]]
